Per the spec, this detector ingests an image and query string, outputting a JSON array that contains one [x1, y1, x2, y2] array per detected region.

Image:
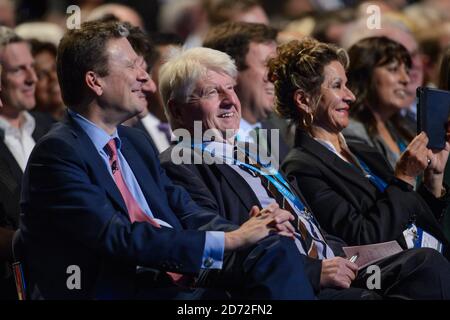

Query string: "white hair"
[[159, 46, 237, 126]]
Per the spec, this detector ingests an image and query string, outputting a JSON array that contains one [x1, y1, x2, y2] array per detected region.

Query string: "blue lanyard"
[[193, 142, 331, 256], [357, 158, 388, 192], [397, 140, 407, 153], [193, 142, 319, 223]]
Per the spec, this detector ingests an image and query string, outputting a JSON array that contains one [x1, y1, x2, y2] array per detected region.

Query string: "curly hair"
[[267, 37, 349, 129]]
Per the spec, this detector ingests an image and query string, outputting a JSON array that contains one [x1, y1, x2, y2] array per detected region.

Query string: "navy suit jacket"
[[20, 116, 237, 299]]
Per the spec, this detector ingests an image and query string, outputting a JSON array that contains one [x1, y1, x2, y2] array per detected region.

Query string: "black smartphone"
[[417, 86, 450, 149]]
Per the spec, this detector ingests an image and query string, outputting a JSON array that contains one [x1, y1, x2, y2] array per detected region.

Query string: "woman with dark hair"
[[269, 37, 450, 253], [343, 36, 415, 168]]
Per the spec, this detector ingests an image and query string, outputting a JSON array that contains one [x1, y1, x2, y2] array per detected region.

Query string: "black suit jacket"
[[0, 111, 53, 298], [160, 144, 347, 293], [282, 130, 450, 255], [0, 111, 53, 230]]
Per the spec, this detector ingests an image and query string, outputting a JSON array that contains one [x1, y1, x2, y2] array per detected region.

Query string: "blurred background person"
[[341, 15, 424, 135], [14, 21, 64, 47], [29, 39, 65, 122], [205, 0, 269, 26], [120, 24, 180, 153], [87, 2, 145, 30], [131, 32, 183, 153], [343, 36, 414, 168], [0, 26, 52, 300], [0, 0, 15, 28]]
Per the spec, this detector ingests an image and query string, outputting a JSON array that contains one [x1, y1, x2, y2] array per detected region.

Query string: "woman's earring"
[[302, 112, 314, 128]]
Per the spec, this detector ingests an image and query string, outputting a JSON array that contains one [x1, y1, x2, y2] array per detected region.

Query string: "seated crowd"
[[2, 1, 450, 300]]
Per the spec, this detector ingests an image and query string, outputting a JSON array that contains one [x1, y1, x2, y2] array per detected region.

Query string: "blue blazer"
[[20, 116, 237, 299]]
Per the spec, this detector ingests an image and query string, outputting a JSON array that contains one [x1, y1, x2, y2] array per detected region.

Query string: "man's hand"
[[224, 203, 294, 251], [253, 203, 296, 238], [320, 257, 358, 289]]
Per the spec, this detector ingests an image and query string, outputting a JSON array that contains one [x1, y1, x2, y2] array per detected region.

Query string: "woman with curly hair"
[[268, 37, 450, 253]]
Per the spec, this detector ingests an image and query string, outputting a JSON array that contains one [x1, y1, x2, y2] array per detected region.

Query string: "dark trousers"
[[354, 248, 450, 299], [318, 248, 450, 300], [136, 235, 315, 300]]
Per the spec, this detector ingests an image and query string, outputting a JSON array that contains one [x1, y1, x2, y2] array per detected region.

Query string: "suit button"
[[204, 257, 214, 268]]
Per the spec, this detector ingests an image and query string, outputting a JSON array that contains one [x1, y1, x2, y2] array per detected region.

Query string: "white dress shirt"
[[237, 118, 261, 144], [0, 111, 36, 171], [140, 113, 172, 153]]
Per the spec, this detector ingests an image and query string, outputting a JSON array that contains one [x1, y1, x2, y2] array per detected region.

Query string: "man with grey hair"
[[20, 20, 315, 300], [0, 26, 52, 299], [203, 22, 291, 162]]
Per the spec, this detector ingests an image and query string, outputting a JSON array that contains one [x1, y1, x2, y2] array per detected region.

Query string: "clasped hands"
[[224, 202, 295, 251]]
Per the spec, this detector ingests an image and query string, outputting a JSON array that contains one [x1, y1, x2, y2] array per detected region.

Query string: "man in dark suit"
[[0, 26, 53, 299], [203, 22, 291, 162], [159, 46, 450, 299], [20, 20, 315, 300]]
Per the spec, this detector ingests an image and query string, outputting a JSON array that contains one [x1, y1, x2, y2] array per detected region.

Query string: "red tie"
[[105, 140, 188, 285], [105, 139, 160, 228]]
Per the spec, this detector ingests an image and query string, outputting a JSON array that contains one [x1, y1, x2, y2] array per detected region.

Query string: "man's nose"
[[142, 77, 156, 94], [25, 66, 38, 84]]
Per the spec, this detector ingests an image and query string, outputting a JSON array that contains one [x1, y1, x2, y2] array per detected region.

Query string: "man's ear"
[[293, 89, 312, 114], [85, 71, 104, 96]]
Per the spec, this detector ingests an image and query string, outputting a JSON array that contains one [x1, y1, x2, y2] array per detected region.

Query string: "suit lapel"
[[67, 118, 129, 217], [214, 163, 262, 211], [295, 131, 378, 199], [348, 142, 395, 182]]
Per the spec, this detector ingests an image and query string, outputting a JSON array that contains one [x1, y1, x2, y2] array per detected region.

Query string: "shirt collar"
[[68, 109, 120, 152], [202, 140, 235, 161], [0, 111, 36, 136], [141, 113, 160, 126], [314, 133, 362, 167], [239, 118, 261, 132]]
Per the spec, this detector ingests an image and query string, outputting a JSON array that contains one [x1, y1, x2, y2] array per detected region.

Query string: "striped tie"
[[234, 146, 325, 258]]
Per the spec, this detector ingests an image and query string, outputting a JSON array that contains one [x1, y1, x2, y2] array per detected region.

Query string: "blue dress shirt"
[[69, 111, 224, 269]]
